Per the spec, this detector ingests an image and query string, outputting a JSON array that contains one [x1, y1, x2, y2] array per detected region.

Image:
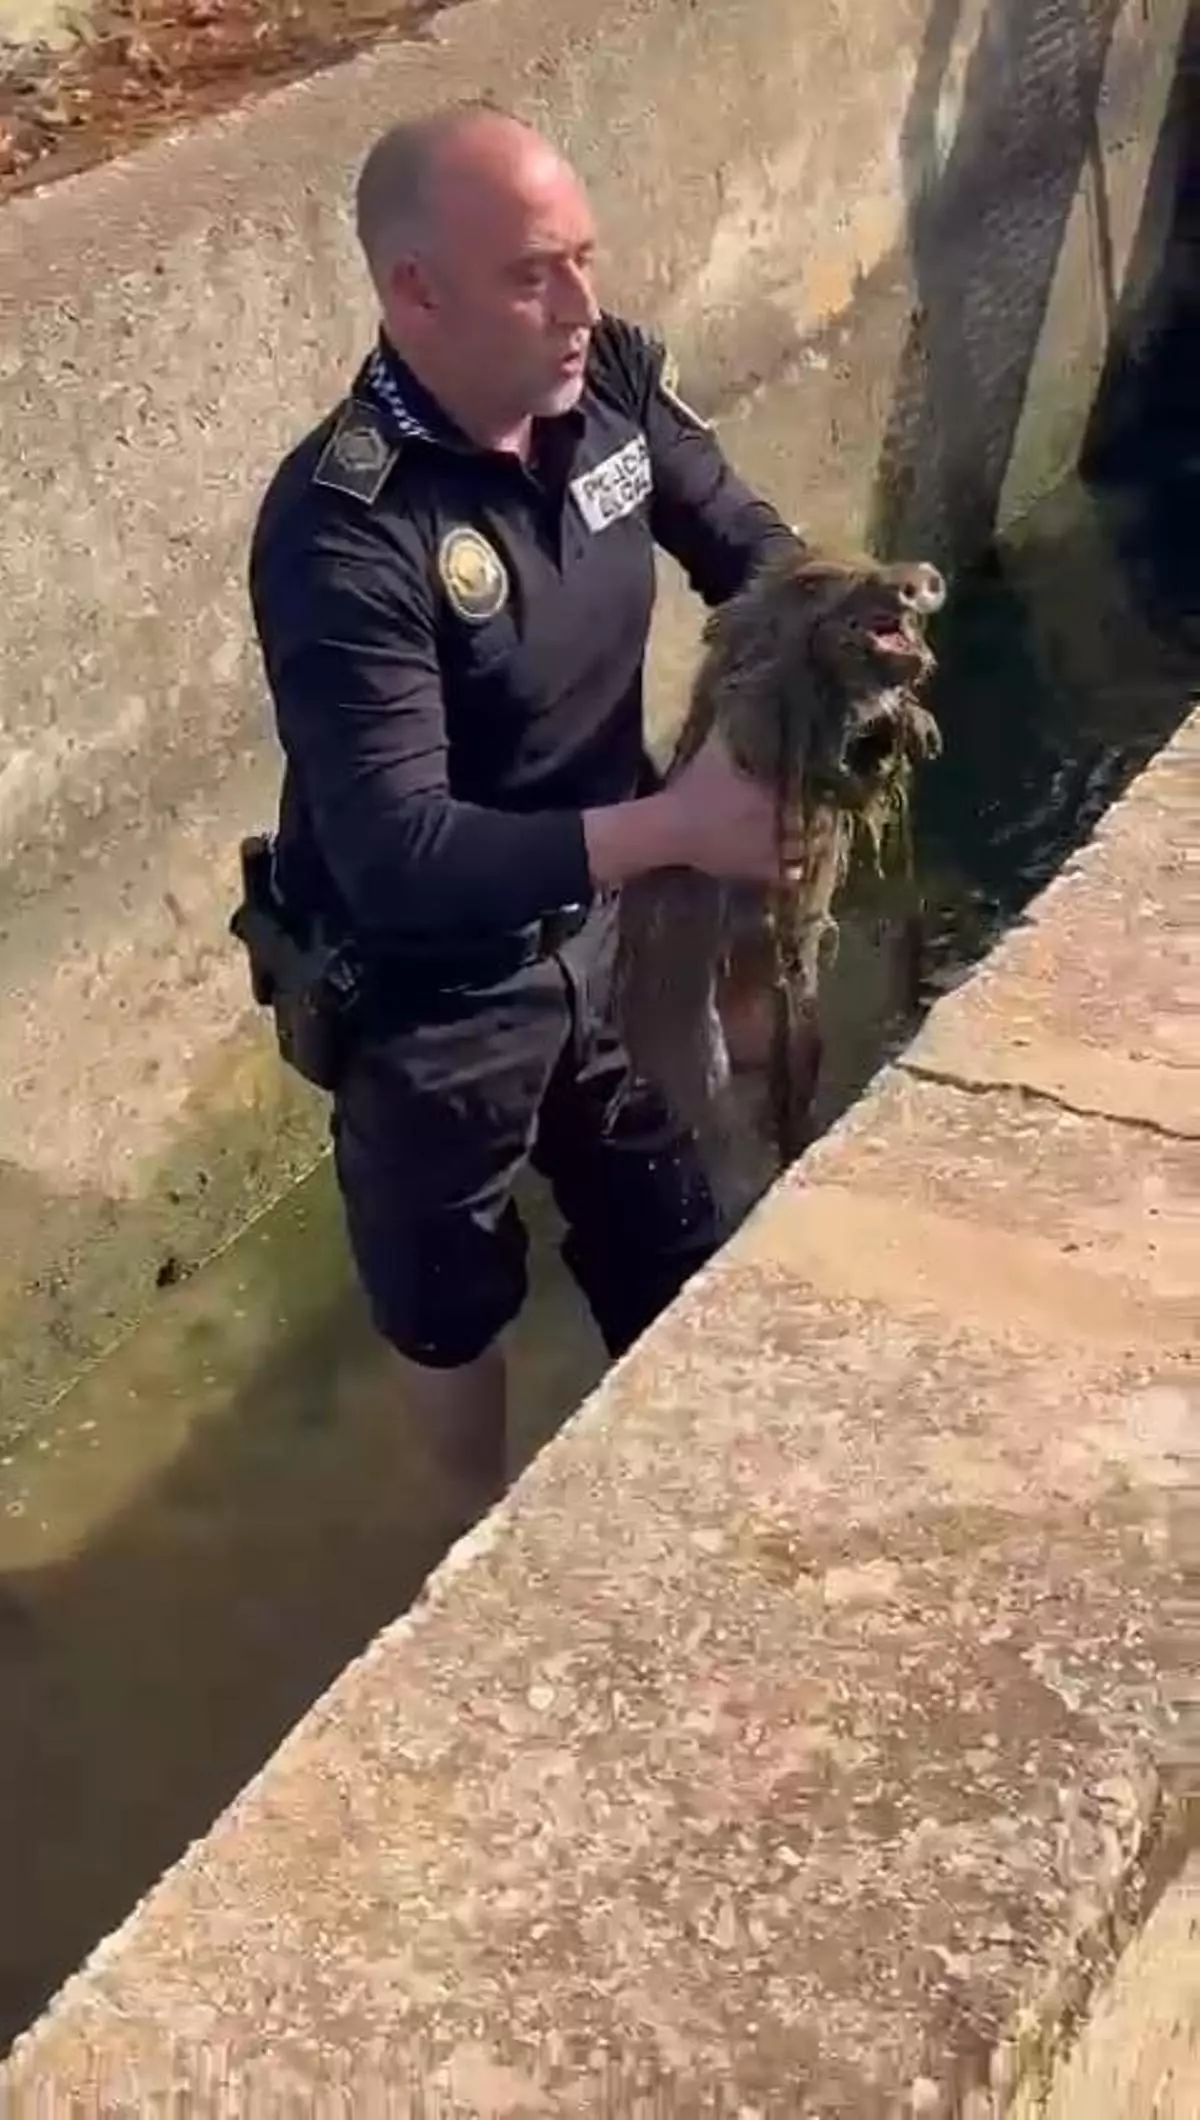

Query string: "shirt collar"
[[359, 335, 463, 448], [359, 333, 586, 461]]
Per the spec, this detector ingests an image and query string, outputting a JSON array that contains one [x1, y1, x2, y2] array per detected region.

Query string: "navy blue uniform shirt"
[[248, 314, 799, 955]]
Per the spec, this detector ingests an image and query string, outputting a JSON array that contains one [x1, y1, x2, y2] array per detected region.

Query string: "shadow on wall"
[[871, 0, 1126, 562], [1080, 0, 1200, 488]]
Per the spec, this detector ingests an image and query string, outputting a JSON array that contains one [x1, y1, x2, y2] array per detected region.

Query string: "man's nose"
[[557, 259, 600, 326]]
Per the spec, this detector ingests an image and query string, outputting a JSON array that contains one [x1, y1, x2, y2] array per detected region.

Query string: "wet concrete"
[[0, 1161, 605, 2046]]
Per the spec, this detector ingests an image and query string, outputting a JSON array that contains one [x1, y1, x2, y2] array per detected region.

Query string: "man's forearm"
[[582, 788, 688, 888], [312, 784, 689, 948]]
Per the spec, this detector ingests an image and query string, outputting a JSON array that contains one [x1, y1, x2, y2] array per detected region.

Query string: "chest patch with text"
[[569, 435, 652, 535]]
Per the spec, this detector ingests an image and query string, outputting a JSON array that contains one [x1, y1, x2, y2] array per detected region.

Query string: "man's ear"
[[388, 251, 439, 318]]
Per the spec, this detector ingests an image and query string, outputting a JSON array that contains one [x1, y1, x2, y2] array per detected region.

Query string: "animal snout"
[[899, 563, 947, 616]]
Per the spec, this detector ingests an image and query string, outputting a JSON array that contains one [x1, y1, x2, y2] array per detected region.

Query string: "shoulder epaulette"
[[586, 313, 650, 415], [311, 398, 399, 505], [588, 314, 713, 433], [655, 344, 713, 433]]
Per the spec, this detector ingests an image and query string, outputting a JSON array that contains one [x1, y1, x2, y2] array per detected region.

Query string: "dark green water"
[[0, 464, 1196, 2052], [804, 467, 1198, 1133]]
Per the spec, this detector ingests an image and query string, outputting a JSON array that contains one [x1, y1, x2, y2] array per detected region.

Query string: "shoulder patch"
[[311, 399, 399, 504], [655, 347, 713, 434]]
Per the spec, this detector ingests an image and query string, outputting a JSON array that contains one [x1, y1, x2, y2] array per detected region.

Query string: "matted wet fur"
[[616, 548, 946, 1216]]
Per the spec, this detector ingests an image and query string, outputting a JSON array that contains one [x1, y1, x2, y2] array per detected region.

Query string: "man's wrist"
[[582, 787, 688, 889]]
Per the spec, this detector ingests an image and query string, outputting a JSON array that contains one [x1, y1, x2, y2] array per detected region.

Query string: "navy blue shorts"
[[329, 897, 726, 1369]]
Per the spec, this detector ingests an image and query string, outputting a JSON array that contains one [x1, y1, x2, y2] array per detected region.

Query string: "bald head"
[[353, 101, 600, 442], [355, 102, 568, 286]]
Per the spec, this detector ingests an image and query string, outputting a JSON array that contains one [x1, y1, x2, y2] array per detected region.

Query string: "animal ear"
[[788, 552, 876, 601], [748, 545, 811, 592], [783, 559, 865, 628], [790, 555, 841, 587]]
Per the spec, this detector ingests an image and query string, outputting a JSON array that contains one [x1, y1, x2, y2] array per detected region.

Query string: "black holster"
[[228, 835, 363, 1094]]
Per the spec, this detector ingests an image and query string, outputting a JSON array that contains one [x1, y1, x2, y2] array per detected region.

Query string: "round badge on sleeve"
[[438, 526, 510, 624]]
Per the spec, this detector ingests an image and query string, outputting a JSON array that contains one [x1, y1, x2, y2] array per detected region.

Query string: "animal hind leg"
[[615, 868, 730, 1132]]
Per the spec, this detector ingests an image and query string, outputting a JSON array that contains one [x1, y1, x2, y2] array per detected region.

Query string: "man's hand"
[[582, 727, 802, 891], [661, 728, 801, 881]]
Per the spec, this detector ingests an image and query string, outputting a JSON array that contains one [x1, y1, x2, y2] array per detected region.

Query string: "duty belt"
[[360, 897, 599, 1000], [531, 900, 592, 956]]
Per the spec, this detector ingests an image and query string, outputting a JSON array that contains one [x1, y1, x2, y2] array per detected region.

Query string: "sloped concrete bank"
[[0, 0, 1189, 1438], [2, 716, 1195, 2108]]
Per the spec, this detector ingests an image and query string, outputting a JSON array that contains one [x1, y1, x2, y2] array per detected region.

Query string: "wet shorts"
[[330, 895, 726, 1370]]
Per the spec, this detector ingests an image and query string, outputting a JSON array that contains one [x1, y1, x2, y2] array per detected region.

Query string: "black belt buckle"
[[539, 901, 588, 955]]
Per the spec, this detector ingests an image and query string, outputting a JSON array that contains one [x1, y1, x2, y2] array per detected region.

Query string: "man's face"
[[391, 127, 602, 424]]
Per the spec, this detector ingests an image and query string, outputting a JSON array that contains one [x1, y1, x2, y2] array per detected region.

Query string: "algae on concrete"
[[0, 1147, 606, 2047]]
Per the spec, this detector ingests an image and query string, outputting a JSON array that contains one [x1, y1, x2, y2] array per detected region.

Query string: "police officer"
[[248, 100, 806, 1519]]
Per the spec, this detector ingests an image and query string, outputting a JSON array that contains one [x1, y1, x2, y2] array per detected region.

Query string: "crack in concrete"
[[897, 1057, 1200, 1144]]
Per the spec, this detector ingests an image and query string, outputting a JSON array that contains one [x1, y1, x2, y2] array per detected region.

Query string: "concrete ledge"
[[903, 704, 1198, 1135], [4, 710, 1195, 2112], [1018, 1852, 1199, 2118]]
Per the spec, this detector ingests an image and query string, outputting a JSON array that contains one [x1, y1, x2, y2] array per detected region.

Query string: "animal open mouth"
[[863, 617, 932, 683]]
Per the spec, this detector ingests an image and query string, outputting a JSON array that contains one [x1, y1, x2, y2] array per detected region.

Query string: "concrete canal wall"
[[0, 0, 1190, 1436], [3, 701, 1195, 2111]]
